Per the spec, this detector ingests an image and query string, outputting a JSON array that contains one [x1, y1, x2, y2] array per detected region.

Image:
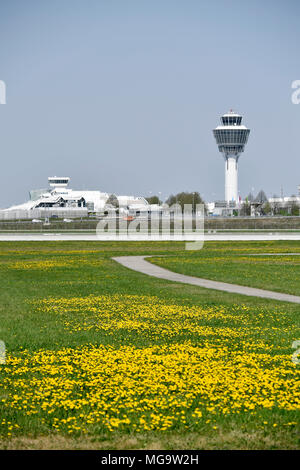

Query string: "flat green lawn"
[[151, 240, 300, 296], [0, 241, 299, 450]]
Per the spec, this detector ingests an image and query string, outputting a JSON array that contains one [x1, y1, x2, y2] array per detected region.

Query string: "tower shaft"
[[225, 155, 238, 203]]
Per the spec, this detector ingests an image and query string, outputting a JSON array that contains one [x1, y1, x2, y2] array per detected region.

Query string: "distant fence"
[[0, 211, 300, 230], [0, 208, 88, 221]]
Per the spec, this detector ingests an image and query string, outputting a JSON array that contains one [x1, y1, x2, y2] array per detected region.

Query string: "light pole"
[[192, 192, 195, 215]]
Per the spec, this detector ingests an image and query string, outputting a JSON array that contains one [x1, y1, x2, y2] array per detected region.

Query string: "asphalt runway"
[[0, 232, 300, 241]]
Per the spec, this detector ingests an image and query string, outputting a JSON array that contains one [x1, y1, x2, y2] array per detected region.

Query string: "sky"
[[0, 0, 300, 207]]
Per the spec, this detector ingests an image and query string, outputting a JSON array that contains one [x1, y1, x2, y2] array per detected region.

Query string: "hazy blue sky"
[[0, 0, 300, 207]]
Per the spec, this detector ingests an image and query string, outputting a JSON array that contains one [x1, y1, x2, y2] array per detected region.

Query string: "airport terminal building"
[[0, 177, 158, 220]]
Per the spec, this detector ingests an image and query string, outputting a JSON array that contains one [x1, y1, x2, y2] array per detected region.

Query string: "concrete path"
[[112, 255, 300, 304]]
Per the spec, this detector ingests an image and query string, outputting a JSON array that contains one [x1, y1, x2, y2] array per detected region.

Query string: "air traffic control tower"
[[213, 110, 250, 204]]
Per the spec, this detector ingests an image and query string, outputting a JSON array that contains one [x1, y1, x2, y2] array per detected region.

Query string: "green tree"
[[291, 202, 300, 216], [262, 201, 272, 215], [106, 194, 119, 208], [145, 195, 162, 205], [240, 201, 251, 216], [254, 190, 268, 204], [166, 192, 206, 213]]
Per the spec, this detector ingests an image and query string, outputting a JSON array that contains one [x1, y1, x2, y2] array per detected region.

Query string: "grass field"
[[0, 240, 299, 449]]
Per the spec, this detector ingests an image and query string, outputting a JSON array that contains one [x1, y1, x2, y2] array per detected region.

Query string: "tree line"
[[108, 190, 299, 216], [146, 192, 205, 212]]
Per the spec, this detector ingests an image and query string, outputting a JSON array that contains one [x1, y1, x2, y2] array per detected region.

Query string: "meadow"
[[0, 240, 299, 449]]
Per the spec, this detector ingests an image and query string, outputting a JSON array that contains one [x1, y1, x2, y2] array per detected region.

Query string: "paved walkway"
[[112, 255, 300, 304]]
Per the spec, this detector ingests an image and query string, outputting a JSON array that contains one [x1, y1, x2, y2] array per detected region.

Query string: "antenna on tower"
[[281, 185, 284, 200]]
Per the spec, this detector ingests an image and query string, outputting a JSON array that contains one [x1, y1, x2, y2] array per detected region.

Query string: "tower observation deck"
[[213, 110, 250, 204]]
